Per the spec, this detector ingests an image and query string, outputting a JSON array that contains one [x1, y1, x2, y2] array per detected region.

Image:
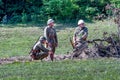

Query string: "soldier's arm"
[[82, 33, 87, 39], [44, 27, 50, 42], [81, 27, 88, 40], [54, 29, 58, 43], [39, 43, 49, 52]]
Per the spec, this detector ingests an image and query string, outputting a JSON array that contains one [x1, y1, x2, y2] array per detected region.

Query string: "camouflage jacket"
[[32, 41, 49, 53], [44, 26, 58, 44], [74, 26, 88, 42]]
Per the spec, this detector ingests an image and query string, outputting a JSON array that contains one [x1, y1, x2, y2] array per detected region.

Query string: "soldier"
[[44, 19, 58, 61], [73, 19, 88, 52], [30, 36, 52, 60]]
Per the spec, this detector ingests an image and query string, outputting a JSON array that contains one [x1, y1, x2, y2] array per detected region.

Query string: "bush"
[[22, 12, 27, 23], [8, 14, 22, 24]]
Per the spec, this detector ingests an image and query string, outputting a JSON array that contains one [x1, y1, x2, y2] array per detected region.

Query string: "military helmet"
[[47, 19, 54, 25], [78, 19, 84, 25], [39, 36, 46, 41]]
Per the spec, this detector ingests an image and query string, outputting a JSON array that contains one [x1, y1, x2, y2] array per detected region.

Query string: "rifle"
[[70, 38, 106, 49], [29, 36, 41, 54], [70, 37, 75, 49]]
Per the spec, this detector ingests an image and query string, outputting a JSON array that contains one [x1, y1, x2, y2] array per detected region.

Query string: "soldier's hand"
[[49, 50, 53, 55], [55, 43, 58, 47], [45, 40, 48, 44], [48, 43, 52, 46]]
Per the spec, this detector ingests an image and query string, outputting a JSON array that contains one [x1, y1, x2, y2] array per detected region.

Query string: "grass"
[[0, 19, 119, 80], [0, 19, 117, 57], [0, 58, 120, 80]]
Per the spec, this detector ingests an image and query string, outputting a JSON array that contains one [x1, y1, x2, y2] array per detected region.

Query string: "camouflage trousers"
[[72, 41, 88, 58], [31, 52, 48, 60], [75, 41, 88, 51]]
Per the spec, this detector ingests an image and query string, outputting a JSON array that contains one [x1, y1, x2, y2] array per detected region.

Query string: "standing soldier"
[[73, 19, 88, 52], [44, 19, 58, 61], [30, 36, 52, 60]]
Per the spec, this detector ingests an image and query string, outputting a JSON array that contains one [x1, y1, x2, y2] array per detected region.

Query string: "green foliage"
[[110, 0, 120, 8], [8, 14, 22, 24], [42, 0, 79, 20], [22, 12, 27, 23], [1, 0, 120, 23], [0, 0, 3, 6]]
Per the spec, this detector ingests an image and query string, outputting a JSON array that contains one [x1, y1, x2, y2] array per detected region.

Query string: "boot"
[[40, 53, 48, 60], [50, 53, 54, 61]]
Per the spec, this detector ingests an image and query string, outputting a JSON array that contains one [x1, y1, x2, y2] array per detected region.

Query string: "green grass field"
[[0, 19, 119, 80], [0, 59, 120, 80]]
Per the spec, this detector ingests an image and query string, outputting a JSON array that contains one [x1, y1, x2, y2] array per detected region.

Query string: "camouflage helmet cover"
[[39, 36, 46, 41]]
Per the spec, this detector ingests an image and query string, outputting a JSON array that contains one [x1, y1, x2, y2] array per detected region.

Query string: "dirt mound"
[[0, 53, 89, 65], [0, 54, 72, 65], [71, 34, 120, 59], [0, 56, 31, 65]]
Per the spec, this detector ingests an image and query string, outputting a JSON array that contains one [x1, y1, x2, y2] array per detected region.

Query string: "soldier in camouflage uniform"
[[44, 19, 58, 61], [73, 19, 88, 52], [30, 36, 52, 60]]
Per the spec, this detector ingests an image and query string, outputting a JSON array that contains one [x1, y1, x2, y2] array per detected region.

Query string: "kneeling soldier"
[[73, 19, 88, 50], [30, 36, 52, 60], [72, 19, 88, 58]]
